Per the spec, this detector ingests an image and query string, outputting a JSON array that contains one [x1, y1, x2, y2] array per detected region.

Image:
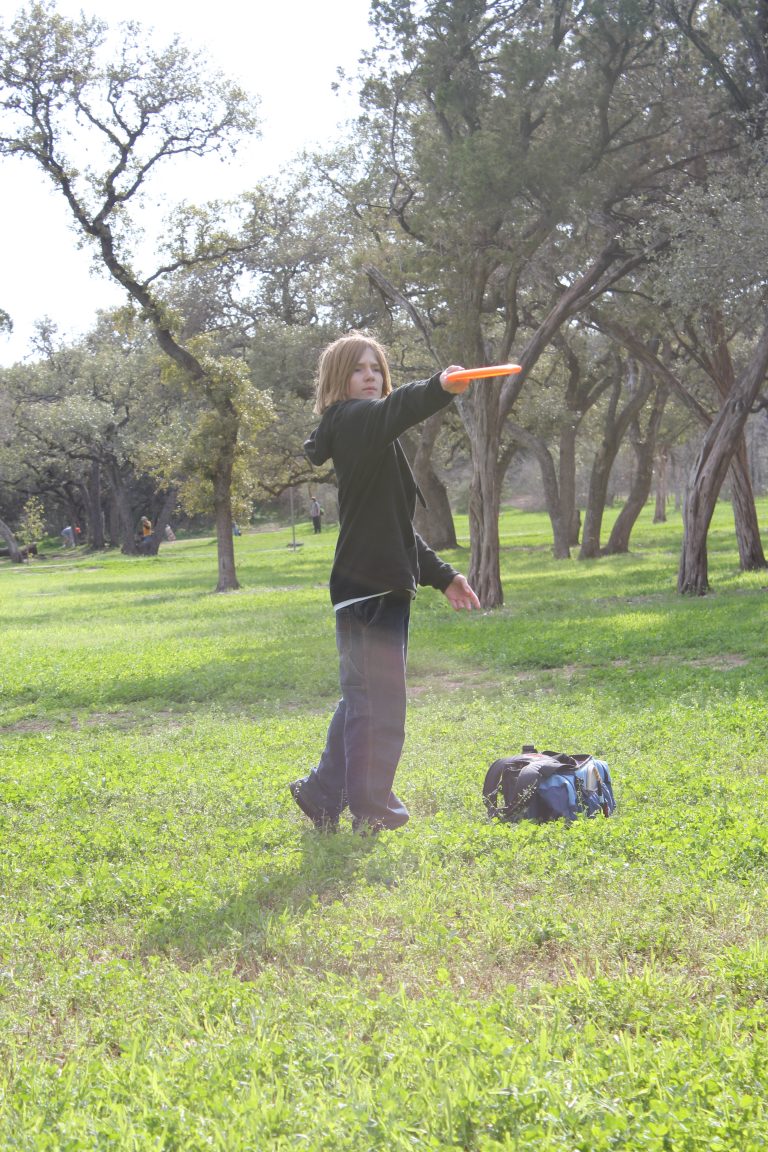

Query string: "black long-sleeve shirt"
[[304, 372, 458, 606]]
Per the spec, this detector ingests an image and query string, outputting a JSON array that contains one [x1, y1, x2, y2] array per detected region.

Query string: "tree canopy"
[[2, 0, 767, 598]]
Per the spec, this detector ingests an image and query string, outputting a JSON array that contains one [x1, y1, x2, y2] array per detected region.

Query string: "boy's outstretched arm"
[[443, 574, 481, 611]]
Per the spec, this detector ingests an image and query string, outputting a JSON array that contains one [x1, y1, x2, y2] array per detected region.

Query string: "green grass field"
[[2, 503, 767, 1149]]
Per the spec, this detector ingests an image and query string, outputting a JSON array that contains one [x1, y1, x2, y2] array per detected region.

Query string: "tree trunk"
[[104, 459, 139, 554], [579, 438, 614, 559], [703, 309, 767, 572], [605, 474, 649, 555], [559, 422, 580, 549], [468, 459, 503, 607], [654, 447, 669, 523], [406, 411, 458, 550], [461, 376, 505, 607], [413, 465, 458, 550], [62, 483, 82, 546], [605, 385, 669, 554], [107, 494, 121, 548], [729, 441, 766, 571], [580, 362, 657, 559], [141, 488, 177, 556], [80, 459, 105, 550], [0, 517, 22, 562], [679, 320, 768, 593], [678, 487, 712, 595], [213, 455, 239, 593], [509, 422, 570, 558], [90, 459, 105, 550], [673, 451, 682, 512]]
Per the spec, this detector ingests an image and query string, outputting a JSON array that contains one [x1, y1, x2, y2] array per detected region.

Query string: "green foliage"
[[1, 503, 767, 1146], [0, 3, 268, 579], [647, 142, 768, 323], [16, 496, 45, 547], [0, 3, 258, 235], [154, 342, 275, 519]]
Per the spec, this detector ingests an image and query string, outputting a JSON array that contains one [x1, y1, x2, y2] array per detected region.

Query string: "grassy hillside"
[[1, 503, 767, 1149]]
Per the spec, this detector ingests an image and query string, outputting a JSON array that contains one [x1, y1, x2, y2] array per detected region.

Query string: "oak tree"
[[0, 2, 266, 589]]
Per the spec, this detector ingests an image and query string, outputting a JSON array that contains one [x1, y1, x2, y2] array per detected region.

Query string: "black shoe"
[[289, 779, 339, 832]]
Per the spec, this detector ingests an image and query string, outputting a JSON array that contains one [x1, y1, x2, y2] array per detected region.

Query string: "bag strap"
[[502, 762, 542, 819], [483, 757, 514, 816], [483, 756, 542, 820]]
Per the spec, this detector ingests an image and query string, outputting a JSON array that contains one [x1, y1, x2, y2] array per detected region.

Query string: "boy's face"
[[346, 345, 385, 401]]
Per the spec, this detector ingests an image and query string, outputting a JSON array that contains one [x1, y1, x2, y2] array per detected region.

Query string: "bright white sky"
[[0, 0, 375, 364]]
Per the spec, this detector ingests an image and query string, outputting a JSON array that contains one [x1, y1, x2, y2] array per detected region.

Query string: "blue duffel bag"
[[483, 746, 616, 824]]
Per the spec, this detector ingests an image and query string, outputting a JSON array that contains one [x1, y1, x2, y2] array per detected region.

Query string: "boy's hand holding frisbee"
[[441, 363, 522, 394]]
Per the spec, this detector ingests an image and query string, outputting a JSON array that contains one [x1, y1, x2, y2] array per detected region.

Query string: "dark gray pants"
[[303, 593, 411, 829]]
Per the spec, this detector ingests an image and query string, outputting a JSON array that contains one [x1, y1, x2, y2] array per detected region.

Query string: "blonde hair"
[[313, 332, 392, 415]]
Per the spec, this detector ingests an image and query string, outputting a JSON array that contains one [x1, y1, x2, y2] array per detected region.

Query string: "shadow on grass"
[[139, 827, 378, 966]]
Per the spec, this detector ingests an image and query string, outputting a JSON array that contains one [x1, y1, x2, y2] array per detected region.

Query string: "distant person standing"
[[310, 497, 323, 534], [60, 526, 75, 548], [136, 517, 154, 554]]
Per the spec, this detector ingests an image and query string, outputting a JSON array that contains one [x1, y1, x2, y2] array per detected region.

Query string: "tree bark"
[[414, 470, 457, 550], [468, 461, 504, 607], [508, 421, 570, 558], [679, 320, 768, 593], [0, 517, 22, 562], [464, 385, 505, 607], [213, 444, 239, 592], [104, 459, 140, 555], [580, 362, 657, 559], [559, 421, 580, 550], [729, 441, 766, 570], [580, 437, 615, 559], [107, 493, 121, 548], [405, 411, 458, 550], [605, 385, 669, 554], [80, 459, 105, 550], [702, 309, 768, 572], [141, 488, 177, 556], [654, 447, 669, 523]]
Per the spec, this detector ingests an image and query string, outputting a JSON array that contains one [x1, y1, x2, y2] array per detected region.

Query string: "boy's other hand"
[[443, 574, 481, 611], [440, 365, 470, 394]]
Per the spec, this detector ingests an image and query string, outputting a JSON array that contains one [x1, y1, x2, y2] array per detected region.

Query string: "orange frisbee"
[[443, 363, 522, 383]]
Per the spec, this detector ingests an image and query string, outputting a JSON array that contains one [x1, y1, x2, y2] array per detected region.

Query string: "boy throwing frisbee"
[[290, 332, 480, 834]]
